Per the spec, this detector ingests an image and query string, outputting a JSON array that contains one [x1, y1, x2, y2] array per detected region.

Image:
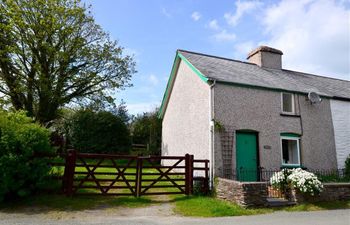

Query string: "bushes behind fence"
[[0, 111, 53, 201]]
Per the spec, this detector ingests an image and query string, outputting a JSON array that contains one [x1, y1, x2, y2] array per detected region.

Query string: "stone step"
[[266, 197, 296, 207]]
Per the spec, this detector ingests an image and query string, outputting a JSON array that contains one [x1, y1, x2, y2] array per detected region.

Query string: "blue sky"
[[85, 0, 350, 115]]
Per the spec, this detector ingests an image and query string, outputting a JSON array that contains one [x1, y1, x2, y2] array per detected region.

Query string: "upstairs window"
[[281, 136, 300, 166], [281, 93, 294, 113]]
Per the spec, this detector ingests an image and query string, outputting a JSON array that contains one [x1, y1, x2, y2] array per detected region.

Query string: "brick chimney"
[[247, 46, 283, 69]]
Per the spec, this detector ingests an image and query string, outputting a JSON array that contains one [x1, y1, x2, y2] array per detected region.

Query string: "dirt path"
[[0, 195, 177, 222]]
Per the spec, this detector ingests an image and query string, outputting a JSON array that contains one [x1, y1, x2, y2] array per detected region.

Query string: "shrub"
[[345, 154, 350, 179], [67, 109, 131, 154], [0, 111, 53, 201], [270, 168, 323, 196]]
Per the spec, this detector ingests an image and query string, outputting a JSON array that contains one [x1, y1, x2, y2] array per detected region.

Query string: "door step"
[[266, 197, 296, 207]]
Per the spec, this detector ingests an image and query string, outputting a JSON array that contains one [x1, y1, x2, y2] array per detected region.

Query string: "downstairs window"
[[281, 136, 300, 166]]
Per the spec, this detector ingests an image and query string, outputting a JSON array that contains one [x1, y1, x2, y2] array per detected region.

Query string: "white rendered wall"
[[330, 100, 350, 168]]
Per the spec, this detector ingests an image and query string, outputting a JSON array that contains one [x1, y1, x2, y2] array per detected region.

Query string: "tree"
[[67, 109, 131, 154], [131, 108, 162, 155], [0, 0, 135, 125]]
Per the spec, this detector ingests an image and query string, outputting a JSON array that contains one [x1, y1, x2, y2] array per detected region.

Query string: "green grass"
[[172, 196, 350, 217], [173, 196, 272, 217]]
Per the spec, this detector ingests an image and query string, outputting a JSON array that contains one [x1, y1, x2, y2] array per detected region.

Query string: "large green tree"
[[0, 0, 135, 124]]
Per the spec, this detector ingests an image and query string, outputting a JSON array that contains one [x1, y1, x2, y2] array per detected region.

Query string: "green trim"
[[177, 53, 209, 83], [158, 55, 180, 119], [280, 133, 301, 137], [158, 52, 209, 119]]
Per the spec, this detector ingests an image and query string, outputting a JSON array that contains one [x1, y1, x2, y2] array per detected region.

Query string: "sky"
[[85, 0, 350, 115]]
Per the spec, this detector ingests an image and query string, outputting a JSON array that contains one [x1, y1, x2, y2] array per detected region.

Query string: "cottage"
[[159, 46, 350, 183]]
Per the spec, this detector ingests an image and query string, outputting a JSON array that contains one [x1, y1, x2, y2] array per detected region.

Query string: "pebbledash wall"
[[330, 100, 350, 169], [213, 83, 338, 178], [161, 59, 210, 166]]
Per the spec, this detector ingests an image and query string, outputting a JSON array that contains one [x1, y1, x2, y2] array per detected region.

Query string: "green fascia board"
[[158, 52, 209, 119], [280, 132, 301, 137], [177, 53, 209, 83]]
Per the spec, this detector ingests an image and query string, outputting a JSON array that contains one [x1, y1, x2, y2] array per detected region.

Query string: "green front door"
[[236, 132, 258, 181]]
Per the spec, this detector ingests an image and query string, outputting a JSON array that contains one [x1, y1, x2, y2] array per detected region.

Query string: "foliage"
[[270, 168, 323, 196], [0, 0, 135, 124], [131, 108, 161, 155], [345, 154, 350, 179], [0, 110, 53, 201], [67, 109, 131, 153]]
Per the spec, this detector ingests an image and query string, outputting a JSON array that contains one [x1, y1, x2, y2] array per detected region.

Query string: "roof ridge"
[[177, 49, 257, 66], [178, 49, 349, 83], [281, 69, 350, 83]]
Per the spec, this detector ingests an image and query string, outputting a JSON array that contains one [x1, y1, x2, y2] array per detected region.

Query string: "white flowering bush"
[[270, 169, 292, 191], [287, 168, 323, 195], [270, 168, 323, 196]]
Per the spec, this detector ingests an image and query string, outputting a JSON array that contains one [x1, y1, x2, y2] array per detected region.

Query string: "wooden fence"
[[57, 150, 209, 197]]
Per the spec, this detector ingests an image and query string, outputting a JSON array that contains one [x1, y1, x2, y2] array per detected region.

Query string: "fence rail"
[[51, 150, 209, 197], [220, 168, 348, 182]]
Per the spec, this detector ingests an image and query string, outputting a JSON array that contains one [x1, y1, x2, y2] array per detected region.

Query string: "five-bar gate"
[[61, 150, 209, 197]]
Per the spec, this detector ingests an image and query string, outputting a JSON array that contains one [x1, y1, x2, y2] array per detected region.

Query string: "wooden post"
[[189, 155, 194, 195], [63, 149, 76, 197], [185, 154, 190, 195], [204, 160, 209, 194], [135, 157, 143, 197]]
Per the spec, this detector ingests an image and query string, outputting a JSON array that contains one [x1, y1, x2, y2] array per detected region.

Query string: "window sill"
[[281, 164, 302, 169], [280, 113, 300, 117]]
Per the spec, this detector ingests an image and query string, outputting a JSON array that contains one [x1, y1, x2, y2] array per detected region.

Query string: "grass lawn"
[[172, 195, 350, 217]]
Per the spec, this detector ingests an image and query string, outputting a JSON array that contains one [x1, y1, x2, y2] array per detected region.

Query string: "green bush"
[[0, 111, 53, 201], [67, 109, 131, 154], [345, 155, 350, 179]]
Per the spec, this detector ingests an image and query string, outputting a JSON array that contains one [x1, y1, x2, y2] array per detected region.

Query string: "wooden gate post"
[[189, 155, 194, 195], [185, 154, 194, 195], [135, 157, 143, 197], [63, 149, 77, 196]]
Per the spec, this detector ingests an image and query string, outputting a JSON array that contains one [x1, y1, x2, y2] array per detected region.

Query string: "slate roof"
[[178, 50, 350, 100]]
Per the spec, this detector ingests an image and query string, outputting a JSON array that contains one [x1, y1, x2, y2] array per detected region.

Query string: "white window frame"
[[280, 136, 301, 166], [281, 92, 295, 114]]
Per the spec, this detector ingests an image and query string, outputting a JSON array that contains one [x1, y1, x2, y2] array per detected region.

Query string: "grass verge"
[[173, 196, 350, 217], [173, 196, 272, 217]]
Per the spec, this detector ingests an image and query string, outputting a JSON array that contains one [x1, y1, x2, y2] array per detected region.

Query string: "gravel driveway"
[[0, 207, 349, 225]]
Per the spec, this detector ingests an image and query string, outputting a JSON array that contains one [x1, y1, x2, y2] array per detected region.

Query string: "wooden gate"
[[61, 150, 209, 197]]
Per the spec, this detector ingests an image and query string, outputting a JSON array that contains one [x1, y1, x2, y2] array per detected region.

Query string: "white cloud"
[[191, 11, 201, 21], [208, 19, 220, 30], [262, 0, 350, 79], [127, 102, 159, 116], [213, 30, 236, 42], [161, 7, 171, 18], [234, 41, 256, 58], [224, 0, 262, 26], [148, 74, 159, 86]]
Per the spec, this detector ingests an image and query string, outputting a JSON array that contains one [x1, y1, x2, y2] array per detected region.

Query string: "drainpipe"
[[208, 79, 216, 190]]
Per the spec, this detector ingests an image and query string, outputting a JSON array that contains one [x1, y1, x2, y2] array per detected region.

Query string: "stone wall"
[[290, 183, 350, 203], [216, 178, 268, 207]]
